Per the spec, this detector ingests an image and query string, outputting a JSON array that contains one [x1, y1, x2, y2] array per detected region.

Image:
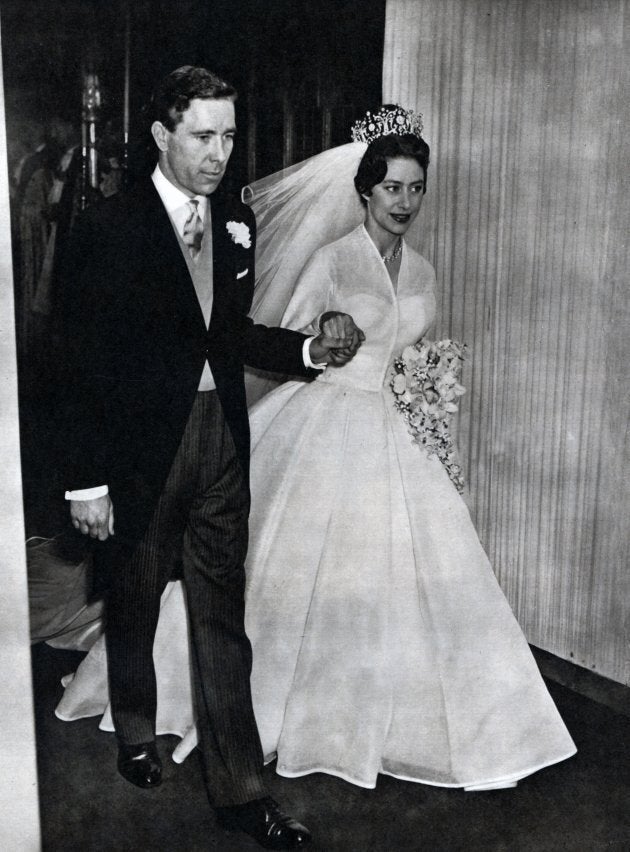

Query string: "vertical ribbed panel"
[[384, 0, 630, 685]]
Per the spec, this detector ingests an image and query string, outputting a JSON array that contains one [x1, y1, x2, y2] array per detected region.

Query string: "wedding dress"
[[55, 225, 576, 789]]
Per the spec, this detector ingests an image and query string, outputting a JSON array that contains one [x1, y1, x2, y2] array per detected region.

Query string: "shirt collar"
[[151, 164, 207, 219]]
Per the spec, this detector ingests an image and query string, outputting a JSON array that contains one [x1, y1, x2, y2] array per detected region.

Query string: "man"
[[61, 66, 363, 849]]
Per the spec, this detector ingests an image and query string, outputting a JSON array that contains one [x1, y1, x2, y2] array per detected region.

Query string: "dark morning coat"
[[59, 177, 310, 551]]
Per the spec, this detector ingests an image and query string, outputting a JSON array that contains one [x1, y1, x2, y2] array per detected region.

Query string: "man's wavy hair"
[[149, 66, 237, 131]]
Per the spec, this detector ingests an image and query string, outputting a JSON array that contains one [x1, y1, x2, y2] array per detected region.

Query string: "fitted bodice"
[[282, 225, 437, 392]]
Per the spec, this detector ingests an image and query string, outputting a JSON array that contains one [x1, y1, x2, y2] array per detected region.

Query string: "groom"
[[60, 66, 362, 849]]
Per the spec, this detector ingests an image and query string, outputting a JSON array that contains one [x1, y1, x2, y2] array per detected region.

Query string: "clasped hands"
[[308, 311, 365, 366]]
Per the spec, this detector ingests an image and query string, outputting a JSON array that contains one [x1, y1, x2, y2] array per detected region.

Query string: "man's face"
[[152, 97, 236, 196]]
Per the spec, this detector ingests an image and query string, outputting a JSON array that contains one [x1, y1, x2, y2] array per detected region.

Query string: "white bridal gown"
[[56, 225, 576, 789]]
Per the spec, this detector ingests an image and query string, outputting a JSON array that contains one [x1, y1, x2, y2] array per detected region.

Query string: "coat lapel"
[[129, 180, 245, 338], [209, 190, 234, 298], [132, 179, 208, 336]]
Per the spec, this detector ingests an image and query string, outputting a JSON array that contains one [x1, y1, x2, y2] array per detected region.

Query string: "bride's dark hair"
[[354, 133, 430, 204]]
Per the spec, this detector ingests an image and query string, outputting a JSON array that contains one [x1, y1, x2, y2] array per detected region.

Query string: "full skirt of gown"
[[241, 376, 576, 789]]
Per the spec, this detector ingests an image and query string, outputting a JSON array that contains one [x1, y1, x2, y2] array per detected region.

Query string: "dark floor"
[[32, 643, 629, 852]]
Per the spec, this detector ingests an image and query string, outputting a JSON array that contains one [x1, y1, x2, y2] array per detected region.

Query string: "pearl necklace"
[[381, 238, 403, 264]]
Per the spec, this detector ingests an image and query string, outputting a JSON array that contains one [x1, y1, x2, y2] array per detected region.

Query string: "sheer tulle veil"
[[242, 142, 368, 402], [242, 141, 367, 327]]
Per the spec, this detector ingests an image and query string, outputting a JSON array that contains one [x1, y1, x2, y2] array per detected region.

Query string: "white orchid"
[[402, 345, 423, 363], [392, 373, 407, 394]]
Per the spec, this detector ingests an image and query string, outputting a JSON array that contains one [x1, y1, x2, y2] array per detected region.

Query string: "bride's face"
[[363, 157, 425, 243]]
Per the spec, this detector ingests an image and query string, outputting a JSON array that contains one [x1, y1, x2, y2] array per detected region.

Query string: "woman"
[[55, 106, 576, 790]]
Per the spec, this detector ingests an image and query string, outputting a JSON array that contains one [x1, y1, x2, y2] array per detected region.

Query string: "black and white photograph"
[[0, 1, 628, 850]]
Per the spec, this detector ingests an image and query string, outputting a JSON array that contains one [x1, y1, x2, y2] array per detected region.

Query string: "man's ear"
[[151, 121, 169, 152]]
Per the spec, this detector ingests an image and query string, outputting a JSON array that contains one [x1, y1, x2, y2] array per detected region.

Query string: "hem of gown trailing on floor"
[[276, 765, 378, 790], [268, 747, 576, 791], [171, 727, 199, 763]]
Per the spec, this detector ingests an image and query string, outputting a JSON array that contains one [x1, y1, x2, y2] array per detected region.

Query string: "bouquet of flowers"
[[390, 339, 467, 493]]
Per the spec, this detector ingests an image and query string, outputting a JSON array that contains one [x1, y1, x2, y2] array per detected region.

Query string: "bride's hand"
[[314, 312, 365, 365]]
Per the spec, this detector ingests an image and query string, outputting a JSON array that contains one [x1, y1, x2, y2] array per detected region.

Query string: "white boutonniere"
[[226, 221, 251, 249]]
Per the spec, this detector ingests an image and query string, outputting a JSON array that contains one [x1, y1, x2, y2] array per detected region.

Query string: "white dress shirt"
[[152, 164, 208, 239]]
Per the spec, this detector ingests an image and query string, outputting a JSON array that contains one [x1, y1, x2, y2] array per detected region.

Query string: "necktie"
[[182, 199, 204, 260]]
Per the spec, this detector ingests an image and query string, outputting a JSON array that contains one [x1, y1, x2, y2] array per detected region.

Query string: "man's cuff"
[[65, 485, 109, 501], [303, 337, 327, 371]]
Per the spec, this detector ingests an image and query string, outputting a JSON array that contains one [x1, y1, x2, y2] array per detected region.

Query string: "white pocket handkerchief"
[[236, 268, 248, 280]]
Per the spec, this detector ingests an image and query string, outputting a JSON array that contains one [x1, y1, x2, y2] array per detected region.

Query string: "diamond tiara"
[[350, 105, 424, 145]]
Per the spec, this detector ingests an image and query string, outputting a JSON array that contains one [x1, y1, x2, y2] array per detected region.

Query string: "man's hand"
[[309, 312, 365, 366], [70, 495, 115, 541]]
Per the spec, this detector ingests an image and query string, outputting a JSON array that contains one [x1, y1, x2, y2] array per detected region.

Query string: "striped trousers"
[[104, 391, 266, 806]]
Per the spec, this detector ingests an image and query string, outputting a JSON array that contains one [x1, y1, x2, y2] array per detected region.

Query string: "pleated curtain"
[[383, 0, 629, 685]]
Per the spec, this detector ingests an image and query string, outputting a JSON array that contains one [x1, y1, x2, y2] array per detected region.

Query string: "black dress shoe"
[[117, 741, 162, 788], [216, 796, 311, 849]]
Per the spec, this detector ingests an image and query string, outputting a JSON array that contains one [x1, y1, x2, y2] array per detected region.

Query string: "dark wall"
[[1, 0, 385, 186]]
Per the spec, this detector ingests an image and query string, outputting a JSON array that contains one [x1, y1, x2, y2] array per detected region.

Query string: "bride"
[[53, 105, 576, 791]]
